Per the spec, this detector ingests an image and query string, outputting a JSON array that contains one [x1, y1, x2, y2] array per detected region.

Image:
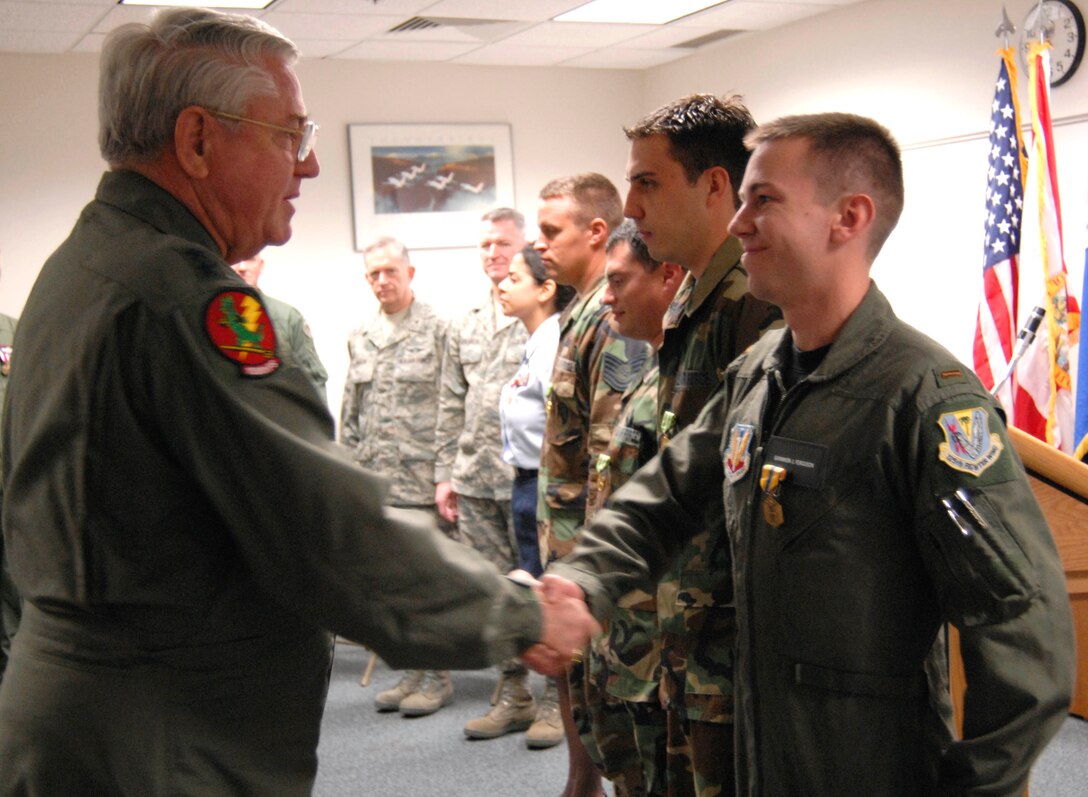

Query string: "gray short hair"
[[99, 7, 298, 166], [481, 207, 525, 230], [363, 236, 410, 266]]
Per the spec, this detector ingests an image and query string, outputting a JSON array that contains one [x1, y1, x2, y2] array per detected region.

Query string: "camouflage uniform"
[[340, 299, 447, 510], [655, 238, 781, 797], [538, 280, 649, 565], [435, 294, 526, 572], [537, 278, 649, 789], [585, 359, 667, 797]]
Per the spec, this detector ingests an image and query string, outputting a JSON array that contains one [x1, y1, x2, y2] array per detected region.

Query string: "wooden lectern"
[[949, 427, 1088, 731]]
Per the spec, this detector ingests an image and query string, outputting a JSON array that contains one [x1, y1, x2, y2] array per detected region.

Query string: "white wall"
[[2, 0, 1087, 410], [643, 0, 1088, 365], [0, 54, 643, 412]]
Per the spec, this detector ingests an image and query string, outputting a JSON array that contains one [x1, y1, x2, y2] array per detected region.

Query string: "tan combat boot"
[[525, 677, 563, 749], [374, 669, 424, 712], [464, 672, 536, 739], [399, 670, 453, 717]]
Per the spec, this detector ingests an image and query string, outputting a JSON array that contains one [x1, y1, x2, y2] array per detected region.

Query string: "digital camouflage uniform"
[[435, 294, 526, 572], [340, 300, 447, 510], [537, 278, 649, 789], [585, 358, 667, 797], [654, 238, 781, 797]]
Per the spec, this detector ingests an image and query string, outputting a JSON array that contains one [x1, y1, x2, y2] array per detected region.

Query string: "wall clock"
[[1019, 0, 1085, 86]]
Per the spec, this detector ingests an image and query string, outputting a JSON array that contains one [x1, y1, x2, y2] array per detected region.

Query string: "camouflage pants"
[[456, 495, 515, 573], [628, 700, 668, 797], [664, 714, 734, 797], [570, 644, 650, 797]]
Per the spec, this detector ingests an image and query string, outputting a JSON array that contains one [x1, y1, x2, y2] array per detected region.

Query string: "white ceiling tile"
[[452, 42, 592, 66], [0, 28, 83, 51], [92, 5, 171, 34], [0, 0, 863, 68], [501, 20, 656, 48], [621, 24, 728, 49], [332, 39, 479, 61], [261, 11, 403, 40], [291, 39, 360, 58], [372, 19, 530, 44], [672, 0, 832, 30], [561, 47, 691, 70], [71, 32, 105, 52], [420, 0, 585, 22], [21, 0, 113, 5], [0, 1, 107, 31], [271, 0, 436, 14]]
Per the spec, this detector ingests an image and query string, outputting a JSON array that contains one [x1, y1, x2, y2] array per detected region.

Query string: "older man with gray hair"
[[0, 9, 597, 796]]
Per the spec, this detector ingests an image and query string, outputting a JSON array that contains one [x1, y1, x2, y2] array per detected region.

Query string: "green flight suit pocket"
[[918, 488, 1039, 627]]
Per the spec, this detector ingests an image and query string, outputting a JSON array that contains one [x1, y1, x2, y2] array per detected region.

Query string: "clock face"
[[1020, 0, 1086, 87]]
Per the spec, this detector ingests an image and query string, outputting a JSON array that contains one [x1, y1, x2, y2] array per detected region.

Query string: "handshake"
[[512, 571, 602, 676]]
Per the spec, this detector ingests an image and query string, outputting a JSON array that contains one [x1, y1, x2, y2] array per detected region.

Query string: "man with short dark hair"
[[547, 112, 1075, 796], [0, 9, 594, 794], [583, 220, 682, 797], [622, 93, 781, 797]]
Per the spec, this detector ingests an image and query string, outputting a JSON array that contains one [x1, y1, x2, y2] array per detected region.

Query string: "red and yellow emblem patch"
[[205, 290, 279, 376]]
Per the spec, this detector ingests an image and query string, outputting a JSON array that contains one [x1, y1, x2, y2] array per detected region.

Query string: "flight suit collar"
[[750, 280, 895, 385], [95, 170, 220, 257]]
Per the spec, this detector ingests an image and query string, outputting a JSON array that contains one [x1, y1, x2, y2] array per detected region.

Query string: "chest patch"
[[723, 423, 755, 483], [936, 407, 1003, 476], [205, 290, 280, 377]]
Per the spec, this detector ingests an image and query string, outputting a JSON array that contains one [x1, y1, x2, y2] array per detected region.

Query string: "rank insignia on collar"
[[205, 290, 280, 377], [937, 407, 1003, 476], [723, 423, 755, 483]]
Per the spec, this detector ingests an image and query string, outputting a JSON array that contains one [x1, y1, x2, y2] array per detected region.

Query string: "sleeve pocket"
[[918, 490, 1039, 627]]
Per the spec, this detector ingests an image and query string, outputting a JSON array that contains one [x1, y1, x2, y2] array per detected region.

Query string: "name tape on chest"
[[204, 290, 280, 377]]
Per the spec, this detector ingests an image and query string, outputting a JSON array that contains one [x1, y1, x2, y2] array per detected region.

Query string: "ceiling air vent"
[[388, 17, 443, 33], [387, 17, 517, 40], [673, 29, 742, 49]]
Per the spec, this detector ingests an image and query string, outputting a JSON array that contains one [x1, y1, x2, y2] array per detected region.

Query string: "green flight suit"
[[0, 171, 541, 797], [554, 283, 1074, 796]]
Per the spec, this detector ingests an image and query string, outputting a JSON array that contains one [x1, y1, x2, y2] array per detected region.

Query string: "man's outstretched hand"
[[514, 571, 600, 676]]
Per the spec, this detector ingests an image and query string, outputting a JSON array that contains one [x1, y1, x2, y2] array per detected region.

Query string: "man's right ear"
[[174, 106, 212, 179]]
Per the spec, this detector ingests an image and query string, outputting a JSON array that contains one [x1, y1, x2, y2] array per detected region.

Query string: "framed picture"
[[348, 123, 515, 250]]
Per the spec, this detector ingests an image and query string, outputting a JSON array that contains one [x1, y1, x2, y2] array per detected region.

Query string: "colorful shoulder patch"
[[936, 406, 1003, 476], [723, 423, 755, 483], [205, 290, 279, 377]]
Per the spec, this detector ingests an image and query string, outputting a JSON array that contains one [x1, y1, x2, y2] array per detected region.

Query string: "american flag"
[[972, 49, 1029, 425]]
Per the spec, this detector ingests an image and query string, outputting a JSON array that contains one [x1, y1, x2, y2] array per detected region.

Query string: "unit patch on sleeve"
[[936, 406, 1003, 476], [205, 290, 280, 376]]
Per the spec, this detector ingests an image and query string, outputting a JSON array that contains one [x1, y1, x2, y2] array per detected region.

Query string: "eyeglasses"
[[209, 110, 319, 162]]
